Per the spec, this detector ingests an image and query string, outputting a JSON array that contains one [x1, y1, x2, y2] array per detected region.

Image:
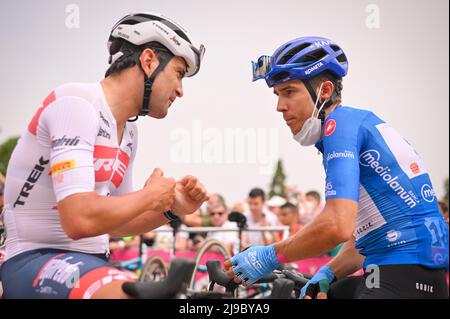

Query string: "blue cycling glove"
[[300, 265, 335, 299], [230, 245, 280, 285]]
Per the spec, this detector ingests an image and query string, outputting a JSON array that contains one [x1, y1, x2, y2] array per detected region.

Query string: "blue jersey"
[[315, 106, 449, 269]]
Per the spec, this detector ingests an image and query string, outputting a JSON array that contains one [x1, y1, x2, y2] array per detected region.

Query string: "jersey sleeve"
[[38, 96, 99, 202], [322, 112, 364, 202]]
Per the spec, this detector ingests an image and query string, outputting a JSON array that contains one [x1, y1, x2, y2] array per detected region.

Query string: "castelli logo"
[[410, 162, 420, 174], [325, 119, 336, 136]]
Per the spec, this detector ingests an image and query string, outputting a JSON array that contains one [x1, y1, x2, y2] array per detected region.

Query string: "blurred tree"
[[269, 159, 286, 198], [0, 136, 20, 176]]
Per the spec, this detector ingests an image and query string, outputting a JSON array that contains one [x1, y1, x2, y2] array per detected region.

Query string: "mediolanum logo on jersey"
[[421, 184, 436, 203], [326, 150, 355, 162], [360, 150, 418, 209]]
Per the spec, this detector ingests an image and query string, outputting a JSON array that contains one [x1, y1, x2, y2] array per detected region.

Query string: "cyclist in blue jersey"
[[225, 36, 449, 299]]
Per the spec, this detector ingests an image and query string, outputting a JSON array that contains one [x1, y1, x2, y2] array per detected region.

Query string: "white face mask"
[[293, 83, 329, 146]]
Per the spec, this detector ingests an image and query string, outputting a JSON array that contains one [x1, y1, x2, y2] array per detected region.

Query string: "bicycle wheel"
[[138, 255, 168, 283], [188, 239, 233, 294]]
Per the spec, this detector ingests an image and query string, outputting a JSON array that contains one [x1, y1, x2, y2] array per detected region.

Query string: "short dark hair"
[[249, 188, 266, 201], [105, 41, 173, 78], [281, 202, 297, 214], [309, 71, 343, 103], [306, 191, 321, 202]]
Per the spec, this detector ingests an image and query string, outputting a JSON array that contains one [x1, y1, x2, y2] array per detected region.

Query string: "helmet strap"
[[128, 54, 173, 122], [303, 79, 335, 126]]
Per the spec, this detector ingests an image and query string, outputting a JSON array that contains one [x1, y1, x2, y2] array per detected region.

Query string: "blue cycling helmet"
[[252, 36, 348, 124], [252, 36, 348, 87]]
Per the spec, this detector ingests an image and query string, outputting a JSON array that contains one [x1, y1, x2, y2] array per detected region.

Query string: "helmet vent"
[[278, 43, 312, 65], [272, 43, 291, 62], [336, 53, 347, 63], [330, 45, 341, 52], [293, 48, 327, 64]]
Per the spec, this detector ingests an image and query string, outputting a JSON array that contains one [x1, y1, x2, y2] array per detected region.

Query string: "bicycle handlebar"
[[122, 258, 196, 299], [121, 258, 311, 299], [206, 260, 239, 291], [205, 259, 310, 298]]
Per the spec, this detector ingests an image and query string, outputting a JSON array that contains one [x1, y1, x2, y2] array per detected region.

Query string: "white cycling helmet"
[[107, 12, 206, 118]]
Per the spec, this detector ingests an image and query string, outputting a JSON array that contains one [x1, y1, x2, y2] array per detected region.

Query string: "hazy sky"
[[0, 0, 448, 205]]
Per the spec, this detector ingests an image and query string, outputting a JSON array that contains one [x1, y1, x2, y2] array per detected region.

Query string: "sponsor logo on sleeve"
[[325, 180, 336, 196], [50, 160, 75, 176], [51, 135, 80, 149], [326, 150, 355, 162]]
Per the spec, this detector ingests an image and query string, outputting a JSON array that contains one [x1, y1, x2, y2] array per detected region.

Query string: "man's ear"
[[139, 48, 159, 76], [320, 81, 335, 102]]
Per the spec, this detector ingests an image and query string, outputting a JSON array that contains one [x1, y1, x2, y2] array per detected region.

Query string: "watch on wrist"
[[164, 210, 180, 222]]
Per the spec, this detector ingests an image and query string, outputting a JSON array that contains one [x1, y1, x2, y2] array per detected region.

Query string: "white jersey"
[[2, 82, 138, 261]]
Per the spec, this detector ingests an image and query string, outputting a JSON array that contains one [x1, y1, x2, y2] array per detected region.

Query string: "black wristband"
[[164, 210, 180, 222]]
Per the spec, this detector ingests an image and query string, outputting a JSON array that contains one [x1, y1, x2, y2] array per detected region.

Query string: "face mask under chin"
[[293, 83, 329, 146]]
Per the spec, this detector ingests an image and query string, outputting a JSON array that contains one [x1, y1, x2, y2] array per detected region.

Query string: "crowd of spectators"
[[107, 185, 343, 257]]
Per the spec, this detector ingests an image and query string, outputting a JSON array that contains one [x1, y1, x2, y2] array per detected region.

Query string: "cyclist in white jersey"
[[0, 12, 208, 298]]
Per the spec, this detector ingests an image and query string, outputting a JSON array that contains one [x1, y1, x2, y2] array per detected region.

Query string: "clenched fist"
[[171, 175, 209, 216], [144, 168, 176, 213]]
